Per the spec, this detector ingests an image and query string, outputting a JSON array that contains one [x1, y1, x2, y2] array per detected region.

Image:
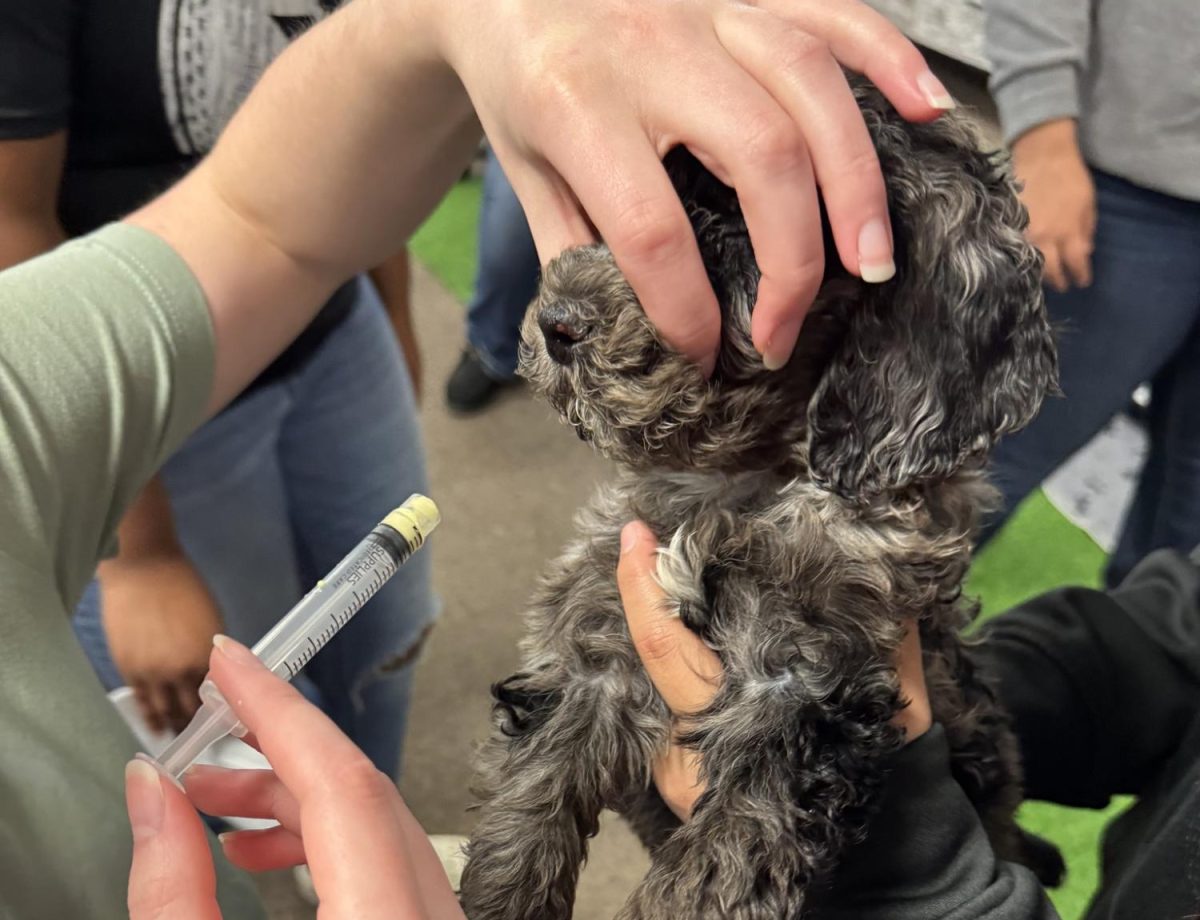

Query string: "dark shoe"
[[446, 348, 509, 413]]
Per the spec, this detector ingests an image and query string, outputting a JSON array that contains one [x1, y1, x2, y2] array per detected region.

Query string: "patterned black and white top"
[[0, 0, 341, 235]]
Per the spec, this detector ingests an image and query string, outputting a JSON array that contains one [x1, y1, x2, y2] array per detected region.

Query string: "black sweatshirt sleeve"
[[0, 0, 72, 139], [818, 725, 1059, 920]]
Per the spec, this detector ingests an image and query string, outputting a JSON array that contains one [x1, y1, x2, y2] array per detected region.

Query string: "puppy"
[[461, 77, 1061, 920]]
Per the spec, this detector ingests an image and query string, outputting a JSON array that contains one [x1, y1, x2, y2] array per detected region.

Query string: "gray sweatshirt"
[[985, 0, 1200, 202]]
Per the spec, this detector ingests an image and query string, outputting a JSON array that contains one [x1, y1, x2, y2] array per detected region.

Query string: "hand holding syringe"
[[156, 494, 440, 779]]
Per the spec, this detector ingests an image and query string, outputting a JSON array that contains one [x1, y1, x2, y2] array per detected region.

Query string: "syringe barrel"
[[153, 495, 439, 779], [251, 495, 440, 680]]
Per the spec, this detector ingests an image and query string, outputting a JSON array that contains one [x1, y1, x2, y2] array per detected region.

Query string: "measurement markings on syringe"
[[281, 543, 402, 678]]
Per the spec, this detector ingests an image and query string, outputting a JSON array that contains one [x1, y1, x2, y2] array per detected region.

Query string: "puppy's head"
[[520, 81, 1058, 494], [519, 154, 834, 473]]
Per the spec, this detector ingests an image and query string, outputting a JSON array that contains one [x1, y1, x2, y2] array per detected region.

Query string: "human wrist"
[[1011, 119, 1081, 165]]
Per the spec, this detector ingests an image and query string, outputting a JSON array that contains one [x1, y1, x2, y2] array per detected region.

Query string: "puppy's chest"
[[562, 473, 882, 646]]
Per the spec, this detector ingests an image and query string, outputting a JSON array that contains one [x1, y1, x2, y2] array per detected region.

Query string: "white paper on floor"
[[1041, 414, 1147, 553]]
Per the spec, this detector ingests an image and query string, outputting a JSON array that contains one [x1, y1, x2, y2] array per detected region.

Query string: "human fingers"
[[236, 730, 262, 753], [542, 119, 722, 374], [205, 637, 438, 918], [137, 679, 172, 735], [652, 744, 707, 822], [1039, 241, 1069, 293], [179, 671, 205, 719], [715, 0, 940, 364], [183, 765, 301, 832], [655, 48, 824, 369], [1062, 234, 1093, 289], [165, 675, 204, 733], [716, 8, 895, 281], [186, 760, 460, 912], [709, 11, 898, 365], [499, 153, 597, 265], [126, 756, 222, 920], [617, 523, 723, 717], [219, 826, 307, 873], [756, 0, 952, 120]]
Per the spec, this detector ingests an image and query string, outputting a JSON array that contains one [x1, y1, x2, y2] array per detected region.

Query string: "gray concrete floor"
[[257, 58, 997, 917]]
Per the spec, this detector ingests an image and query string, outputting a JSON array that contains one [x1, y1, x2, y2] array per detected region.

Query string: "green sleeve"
[[0, 222, 212, 601], [0, 222, 263, 918]]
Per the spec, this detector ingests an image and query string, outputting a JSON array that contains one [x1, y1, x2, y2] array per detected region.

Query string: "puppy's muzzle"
[[538, 304, 592, 365]]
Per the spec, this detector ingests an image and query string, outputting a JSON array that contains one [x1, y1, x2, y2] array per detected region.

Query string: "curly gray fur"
[[460, 77, 1061, 920]]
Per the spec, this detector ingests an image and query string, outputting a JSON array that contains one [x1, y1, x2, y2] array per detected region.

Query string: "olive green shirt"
[[0, 223, 263, 918]]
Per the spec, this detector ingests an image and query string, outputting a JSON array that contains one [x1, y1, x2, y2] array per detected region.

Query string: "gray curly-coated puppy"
[[460, 78, 1061, 920]]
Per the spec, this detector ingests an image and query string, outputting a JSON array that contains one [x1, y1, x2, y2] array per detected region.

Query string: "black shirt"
[[0, 0, 355, 388]]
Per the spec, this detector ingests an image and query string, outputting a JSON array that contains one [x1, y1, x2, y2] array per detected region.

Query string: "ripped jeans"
[[71, 277, 436, 779]]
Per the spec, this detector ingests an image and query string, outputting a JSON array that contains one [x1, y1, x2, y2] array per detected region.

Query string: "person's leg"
[[1106, 321, 1200, 584], [979, 172, 1200, 546], [70, 580, 125, 690], [159, 386, 309, 651], [977, 548, 1200, 809], [447, 148, 541, 411], [278, 277, 438, 779]]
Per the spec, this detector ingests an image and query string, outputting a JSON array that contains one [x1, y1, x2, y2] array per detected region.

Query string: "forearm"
[[0, 214, 66, 270], [0, 132, 69, 269], [127, 0, 480, 414], [368, 249, 412, 325], [984, 0, 1091, 145], [101, 476, 181, 564], [1010, 119, 1079, 159], [369, 248, 421, 396]]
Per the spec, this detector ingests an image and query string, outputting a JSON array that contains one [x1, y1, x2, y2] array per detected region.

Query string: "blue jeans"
[[73, 277, 436, 779], [980, 171, 1200, 586], [466, 150, 541, 380]]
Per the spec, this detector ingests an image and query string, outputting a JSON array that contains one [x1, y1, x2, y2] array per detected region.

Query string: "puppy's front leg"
[[460, 670, 587, 920], [461, 666, 666, 920]]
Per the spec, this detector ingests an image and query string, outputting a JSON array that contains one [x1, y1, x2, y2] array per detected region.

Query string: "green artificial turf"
[[411, 179, 1120, 919], [410, 177, 483, 302]]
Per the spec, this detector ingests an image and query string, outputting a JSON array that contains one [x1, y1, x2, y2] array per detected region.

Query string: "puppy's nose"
[[538, 304, 592, 365]]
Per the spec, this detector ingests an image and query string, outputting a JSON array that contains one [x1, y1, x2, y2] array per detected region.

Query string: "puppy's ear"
[[807, 98, 1058, 499]]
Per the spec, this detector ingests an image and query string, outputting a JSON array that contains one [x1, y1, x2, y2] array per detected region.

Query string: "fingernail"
[[213, 633, 259, 667], [916, 70, 955, 110], [125, 758, 165, 841], [135, 751, 186, 793], [218, 831, 236, 847], [620, 523, 639, 555], [858, 218, 896, 283], [762, 316, 804, 371]]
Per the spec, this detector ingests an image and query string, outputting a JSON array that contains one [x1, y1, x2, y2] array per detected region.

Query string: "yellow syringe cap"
[[382, 494, 442, 548]]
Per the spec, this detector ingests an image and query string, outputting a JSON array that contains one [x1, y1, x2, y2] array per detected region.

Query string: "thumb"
[[618, 522, 722, 717], [126, 756, 223, 920]]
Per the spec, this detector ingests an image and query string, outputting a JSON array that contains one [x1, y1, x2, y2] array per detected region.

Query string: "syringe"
[[156, 494, 441, 779]]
